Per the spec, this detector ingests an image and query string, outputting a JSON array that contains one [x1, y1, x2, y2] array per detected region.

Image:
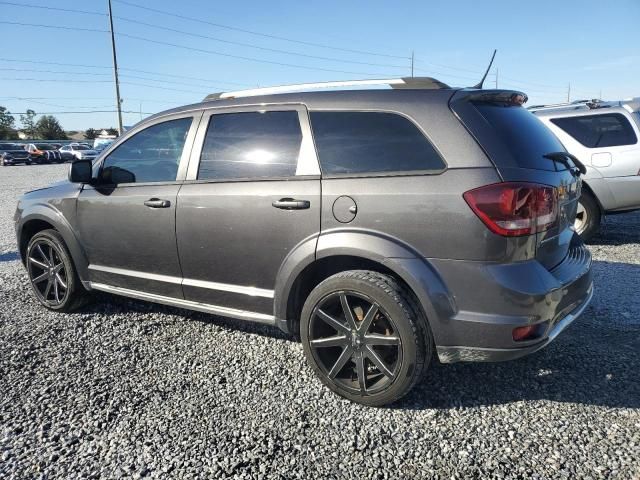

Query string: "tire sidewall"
[[300, 274, 422, 406], [26, 230, 79, 311], [577, 193, 600, 241]]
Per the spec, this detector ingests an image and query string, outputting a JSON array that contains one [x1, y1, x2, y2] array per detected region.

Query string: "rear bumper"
[[436, 284, 593, 362], [429, 234, 594, 363]]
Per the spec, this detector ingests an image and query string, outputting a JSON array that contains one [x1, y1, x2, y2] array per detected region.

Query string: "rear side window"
[[309, 112, 445, 175], [198, 111, 302, 180], [551, 113, 638, 148], [474, 104, 565, 171]]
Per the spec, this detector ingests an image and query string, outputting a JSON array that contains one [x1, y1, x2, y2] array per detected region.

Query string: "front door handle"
[[272, 198, 311, 210], [144, 198, 171, 208]]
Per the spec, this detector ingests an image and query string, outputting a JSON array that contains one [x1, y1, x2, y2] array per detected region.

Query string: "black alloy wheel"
[[26, 230, 90, 312], [308, 291, 402, 394], [301, 270, 431, 406], [27, 238, 69, 307]]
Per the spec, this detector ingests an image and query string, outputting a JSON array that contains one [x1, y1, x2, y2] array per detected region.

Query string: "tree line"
[[0, 106, 118, 140]]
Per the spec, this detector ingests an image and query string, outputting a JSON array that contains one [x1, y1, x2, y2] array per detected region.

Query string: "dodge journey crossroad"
[[15, 78, 594, 405]]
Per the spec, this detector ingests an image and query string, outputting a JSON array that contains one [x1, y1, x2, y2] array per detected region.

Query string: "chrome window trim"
[[185, 104, 321, 181]]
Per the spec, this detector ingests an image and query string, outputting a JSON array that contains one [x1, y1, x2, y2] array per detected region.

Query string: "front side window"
[[198, 111, 302, 180], [101, 117, 192, 184], [310, 111, 445, 175], [551, 113, 638, 148]]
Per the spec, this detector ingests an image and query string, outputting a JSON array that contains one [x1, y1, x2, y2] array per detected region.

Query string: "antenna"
[[472, 49, 497, 89]]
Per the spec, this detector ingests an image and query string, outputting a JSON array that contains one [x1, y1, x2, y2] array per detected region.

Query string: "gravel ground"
[[1, 164, 638, 479]]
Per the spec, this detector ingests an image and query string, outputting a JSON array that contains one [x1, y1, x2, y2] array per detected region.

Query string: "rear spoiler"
[[459, 89, 528, 106]]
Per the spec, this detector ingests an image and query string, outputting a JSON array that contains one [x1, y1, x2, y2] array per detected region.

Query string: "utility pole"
[[567, 82, 571, 103], [410, 51, 414, 78], [107, 0, 123, 135], [495, 68, 498, 88]]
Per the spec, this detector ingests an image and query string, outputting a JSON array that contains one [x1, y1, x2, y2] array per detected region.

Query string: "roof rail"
[[528, 99, 607, 112], [203, 77, 451, 101]]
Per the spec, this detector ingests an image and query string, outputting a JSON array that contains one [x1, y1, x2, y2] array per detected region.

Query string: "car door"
[[176, 105, 321, 317], [76, 112, 201, 298], [550, 112, 640, 209]]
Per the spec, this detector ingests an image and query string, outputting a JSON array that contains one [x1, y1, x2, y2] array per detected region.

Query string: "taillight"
[[463, 182, 558, 237]]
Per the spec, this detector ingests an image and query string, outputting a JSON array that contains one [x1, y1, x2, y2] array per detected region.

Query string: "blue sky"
[[1, 0, 638, 131]]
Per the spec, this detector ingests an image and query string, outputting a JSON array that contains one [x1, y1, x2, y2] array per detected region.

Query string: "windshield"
[[35, 144, 55, 150], [73, 145, 91, 150]]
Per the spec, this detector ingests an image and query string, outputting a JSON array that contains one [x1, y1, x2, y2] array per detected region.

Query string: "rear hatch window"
[[472, 103, 567, 171]]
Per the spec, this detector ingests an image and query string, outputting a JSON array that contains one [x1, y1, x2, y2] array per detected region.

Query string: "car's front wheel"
[[26, 229, 90, 312], [301, 270, 431, 406], [575, 191, 601, 241]]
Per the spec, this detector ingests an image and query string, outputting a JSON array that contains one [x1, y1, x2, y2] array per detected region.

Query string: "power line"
[[114, 16, 409, 69], [0, 0, 105, 16], [1, 0, 409, 61], [1, 96, 187, 104], [116, 32, 395, 77], [0, 21, 109, 33], [113, 0, 410, 60], [0, 67, 111, 76], [6, 110, 153, 115], [0, 57, 251, 86], [1, 77, 113, 83], [0, 76, 209, 94], [0, 21, 397, 77]]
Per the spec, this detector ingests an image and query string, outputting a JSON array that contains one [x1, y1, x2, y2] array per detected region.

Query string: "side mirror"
[[68, 160, 93, 183]]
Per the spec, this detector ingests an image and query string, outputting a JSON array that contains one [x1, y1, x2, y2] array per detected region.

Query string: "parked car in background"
[[530, 98, 640, 239], [93, 138, 114, 152], [59, 143, 99, 162], [14, 79, 594, 406], [0, 143, 31, 166], [25, 143, 64, 164]]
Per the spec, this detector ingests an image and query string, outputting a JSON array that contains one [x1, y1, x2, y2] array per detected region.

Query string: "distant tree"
[[84, 128, 98, 140], [106, 127, 119, 136], [0, 106, 18, 140], [35, 115, 68, 140], [20, 109, 37, 139]]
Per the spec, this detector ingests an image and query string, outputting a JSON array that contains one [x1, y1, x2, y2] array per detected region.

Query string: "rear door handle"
[[144, 198, 171, 208], [272, 198, 311, 210]]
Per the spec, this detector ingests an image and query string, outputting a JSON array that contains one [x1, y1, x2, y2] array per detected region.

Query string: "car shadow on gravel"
[[587, 211, 640, 246], [83, 292, 294, 342], [0, 251, 20, 262], [398, 260, 640, 411], [75, 259, 639, 410]]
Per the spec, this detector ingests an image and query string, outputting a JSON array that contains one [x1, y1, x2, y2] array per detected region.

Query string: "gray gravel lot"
[[1, 164, 639, 479]]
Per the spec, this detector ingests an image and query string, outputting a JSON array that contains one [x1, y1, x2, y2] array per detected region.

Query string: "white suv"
[[531, 98, 640, 239]]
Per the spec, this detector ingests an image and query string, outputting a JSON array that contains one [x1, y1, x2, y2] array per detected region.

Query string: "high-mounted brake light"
[[463, 182, 558, 237]]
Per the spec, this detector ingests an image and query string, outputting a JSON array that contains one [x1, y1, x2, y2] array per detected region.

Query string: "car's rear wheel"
[[575, 192, 600, 241], [301, 270, 431, 406], [26, 229, 90, 312]]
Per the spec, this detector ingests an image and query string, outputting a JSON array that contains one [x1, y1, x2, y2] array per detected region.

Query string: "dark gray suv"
[[14, 79, 594, 406]]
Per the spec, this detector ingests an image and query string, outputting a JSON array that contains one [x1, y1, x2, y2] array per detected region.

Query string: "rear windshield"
[[474, 104, 565, 171]]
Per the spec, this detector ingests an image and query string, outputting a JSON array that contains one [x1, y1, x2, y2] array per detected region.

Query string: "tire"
[[300, 270, 431, 406], [575, 191, 601, 241], [26, 229, 90, 312]]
